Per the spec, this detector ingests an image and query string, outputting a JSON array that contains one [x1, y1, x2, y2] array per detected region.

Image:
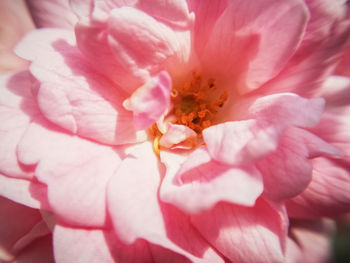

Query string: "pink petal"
[[199, 0, 309, 94], [27, 0, 78, 29], [159, 123, 197, 149], [191, 199, 288, 263], [17, 117, 122, 227], [107, 7, 190, 79], [0, 0, 33, 72], [286, 157, 350, 218], [205, 94, 325, 165], [16, 29, 146, 145], [257, 128, 339, 201], [160, 147, 263, 213], [53, 224, 153, 263], [124, 71, 172, 130], [261, 0, 350, 95], [0, 71, 37, 179], [287, 219, 334, 263], [0, 174, 48, 209], [107, 142, 224, 263]]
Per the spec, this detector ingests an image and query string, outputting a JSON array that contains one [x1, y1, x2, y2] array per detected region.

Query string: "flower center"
[[171, 72, 228, 134]]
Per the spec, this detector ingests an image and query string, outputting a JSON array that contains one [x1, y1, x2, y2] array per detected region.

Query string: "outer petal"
[[17, 117, 122, 227], [160, 147, 263, 213], [53, 225, 153, 263], [16, 29, 146, 145], [0, 0, 33, 72], [0, 71, 37, 179], [191, 199, 288, 263], [257, 128, 339, 201], [107, 142, 224, 263], [123, 71, 172, 130], [286, 157, 350, 218], [26, 0, 78, 29], [286, 219, 335, 263], [199, 0, 309, 94], [0, 197, 50, 262], [0, 174, 48, 209], [205, 94, 325, 165], [261, 0, 350, 96]]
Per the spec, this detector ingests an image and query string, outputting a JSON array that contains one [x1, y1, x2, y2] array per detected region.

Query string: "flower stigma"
[[151, 72, 228, 156]]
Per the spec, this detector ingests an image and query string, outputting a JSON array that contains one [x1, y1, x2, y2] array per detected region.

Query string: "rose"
[[1, 0, 349, 262]]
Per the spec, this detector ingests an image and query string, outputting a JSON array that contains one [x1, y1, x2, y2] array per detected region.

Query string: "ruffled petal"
[[160, 147, 263, 213], [17, 117, 122, 227], [27, 0, 78, 29], [53, 224, 153, 263], [261, 0, 350, 96], [107, 142, 224, 263], [205, 93, 325, 165], [159, 123, 197, 149], [0, 71, 37, 179], [123, 71, 172, 130], [16, 29, 146, 145], [286, 157, 350, 218], [191, 199, 288, 263], [257, 128, 339, 201], [199, 0, 309, 94]]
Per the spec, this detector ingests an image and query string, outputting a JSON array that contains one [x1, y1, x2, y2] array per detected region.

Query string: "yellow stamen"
[[153, 135, 161, 157]]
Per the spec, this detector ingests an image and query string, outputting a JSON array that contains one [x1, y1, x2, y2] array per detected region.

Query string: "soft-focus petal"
[[26, 0, 78, 29], [160, 147, 263, 213], [261, 0, 350, 96], [17, 117, 121, 227], [159, 123, 197, 149], [107, 142, 224, 263], [200, 0, 309, 94], [0, 197, 46, 262], [191, 199, 288, 263], [124, 71, 172, 130], [286, 157, 350, 218], [53, 224, 153, 263], [0, 0, 34, 72]]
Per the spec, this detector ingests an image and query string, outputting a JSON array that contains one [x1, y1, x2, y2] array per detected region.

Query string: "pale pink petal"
[[107, 7, 191, 81], [199, 0, 309, 94], [285, 237, 302, 263], [107, 142, 224, 263], [286, 157, 350, 218], [16, 29, 146, 145], [0, 71, 38, 179], [261, 0, 350, 95], [53, 225, 153, 263], [17, 118, 122, 227], [123, 71, 172, 130], [0, 197, 43, 262], [257, 128, 339, 201], [288, 219, 335, 263], [160, 147, 263, 213], [0, 174, 48, 209], [191, 199, 288, 263], [159, 123, 197, 149], [205, 94, 325, 165], [26, 0, 78, 29], [0, 0, 34, 72], [187, 0, 229, 58]]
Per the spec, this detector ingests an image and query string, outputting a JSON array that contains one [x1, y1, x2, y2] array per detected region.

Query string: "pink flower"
[[1, 0, 350, 262]]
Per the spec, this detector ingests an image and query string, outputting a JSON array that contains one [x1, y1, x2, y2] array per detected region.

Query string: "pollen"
[[171, 72, 228, 134]]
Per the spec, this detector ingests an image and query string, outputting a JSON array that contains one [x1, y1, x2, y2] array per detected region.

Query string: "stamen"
[[171, 72, 228, 134]]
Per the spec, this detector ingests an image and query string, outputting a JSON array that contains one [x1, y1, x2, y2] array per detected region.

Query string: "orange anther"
[[171, 88, 178, 98], [198, 110, 206, 118], [202, 120, 211, 128]]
